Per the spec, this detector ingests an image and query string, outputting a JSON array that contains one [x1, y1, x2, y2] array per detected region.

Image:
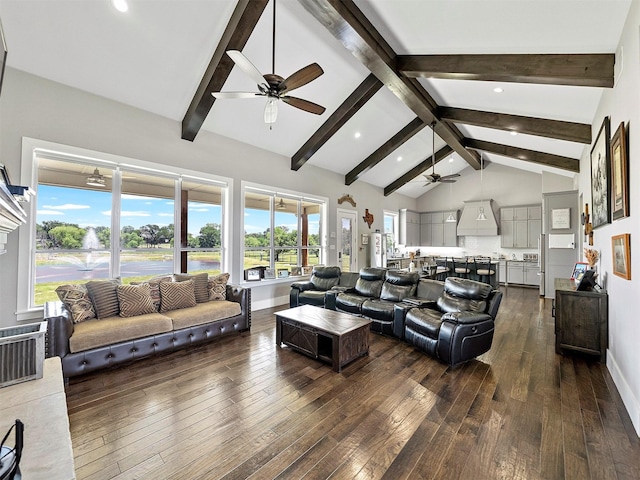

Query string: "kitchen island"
[[387, 256, 500, 289]]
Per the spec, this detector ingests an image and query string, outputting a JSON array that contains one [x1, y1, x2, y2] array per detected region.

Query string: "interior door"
[[337, 209, 358, 272]]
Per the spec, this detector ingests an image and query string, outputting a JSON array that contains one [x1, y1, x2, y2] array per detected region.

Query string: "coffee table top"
[[276, 305, 371, 335]]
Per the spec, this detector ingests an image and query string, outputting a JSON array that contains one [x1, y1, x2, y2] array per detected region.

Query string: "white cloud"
[[158, 213, 174, 217], [189, 207, 209, 212], [102, 210, 151, 217], [244, 224, 263, 234], [121, 194, 155, 201], [37, 210, 64, 215], [42, 203, 90, 210]]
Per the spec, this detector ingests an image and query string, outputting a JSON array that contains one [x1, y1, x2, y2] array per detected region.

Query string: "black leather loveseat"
[[393, 277, 502, 366], [289, 266, 359, 308]]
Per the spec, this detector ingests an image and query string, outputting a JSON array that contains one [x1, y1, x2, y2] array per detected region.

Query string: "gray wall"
[[0, 67, 417, 317]]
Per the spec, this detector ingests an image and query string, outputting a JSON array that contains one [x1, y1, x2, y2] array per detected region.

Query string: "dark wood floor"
[[65, 286, 640, 480]]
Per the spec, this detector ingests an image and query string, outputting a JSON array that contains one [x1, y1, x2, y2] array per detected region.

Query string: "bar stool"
[[474, 257, 496, 286], [452, 257, 471, 278], [435, 257, 451, 281]]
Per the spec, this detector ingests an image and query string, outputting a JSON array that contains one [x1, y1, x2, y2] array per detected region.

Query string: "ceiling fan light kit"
[[476, 153, 487, 221], [86, 168, 106, 187], [211, 0, 325, 125]]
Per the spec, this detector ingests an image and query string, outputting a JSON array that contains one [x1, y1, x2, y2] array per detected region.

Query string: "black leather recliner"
[[394, 277, 502, 366], [326, 267, 387, 314], [361, 270, 420, 336], [289, 266, 358, 308]]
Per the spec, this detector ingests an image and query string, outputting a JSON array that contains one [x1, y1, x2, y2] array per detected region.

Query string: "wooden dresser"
[[0, 357, 75, 479], [553, 278, 608, 362]]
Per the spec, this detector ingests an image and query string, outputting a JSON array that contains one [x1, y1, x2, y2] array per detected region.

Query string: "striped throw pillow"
[[174, 272, 209, 303], [117, 283, 157, 317], [86, 279, 122, 319]]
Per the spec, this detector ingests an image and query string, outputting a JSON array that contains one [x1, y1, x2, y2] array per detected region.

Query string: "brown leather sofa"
[[46, 285, 250, 378]]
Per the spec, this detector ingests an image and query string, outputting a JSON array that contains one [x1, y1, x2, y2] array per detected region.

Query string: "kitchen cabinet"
[[419, 210, 458, 247], [500, 205, 541, 248], [399, 209, 421, 246], [553, 278, 608, 362], [498, 260, 507, 285], [507, 261, 539, 286]]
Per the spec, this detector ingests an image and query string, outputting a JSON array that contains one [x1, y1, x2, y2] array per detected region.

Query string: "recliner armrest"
[[290, 281, 314, 292], [403, 297, 437, 308], [325, 290, 338, 310], [442, 311, 492, 325], [330, 285, 351, 293]]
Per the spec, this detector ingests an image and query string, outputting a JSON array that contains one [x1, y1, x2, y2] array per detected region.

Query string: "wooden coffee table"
[[275, 305, 371, 372]]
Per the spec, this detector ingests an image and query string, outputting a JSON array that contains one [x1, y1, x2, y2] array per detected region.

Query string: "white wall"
[[0, 67, 417, 319], [579, 1, 640, 436]]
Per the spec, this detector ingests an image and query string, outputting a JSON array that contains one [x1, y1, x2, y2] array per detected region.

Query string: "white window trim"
[[16, 137, 233, 321], [383, 209, 399, 246], [240, 180, 328, 286]]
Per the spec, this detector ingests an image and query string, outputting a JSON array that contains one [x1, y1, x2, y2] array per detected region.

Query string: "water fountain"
[[58, 228, 109, 271]]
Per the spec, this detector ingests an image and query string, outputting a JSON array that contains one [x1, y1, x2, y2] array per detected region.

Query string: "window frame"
[[17, 137, 232, 320], [241, 181, 327, 284]]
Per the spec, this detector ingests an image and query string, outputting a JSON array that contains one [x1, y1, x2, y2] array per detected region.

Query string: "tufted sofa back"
[[380, 270, 420, 302], [310, 266, 341, 291], [354, 267, 387, 298]]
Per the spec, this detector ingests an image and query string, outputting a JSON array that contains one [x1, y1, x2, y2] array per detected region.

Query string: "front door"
[[337, 209, 357, 272]]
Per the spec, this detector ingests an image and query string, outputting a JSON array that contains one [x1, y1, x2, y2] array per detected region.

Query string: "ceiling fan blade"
[[227, 50, 267, 88], [439, 173, 461, 181], [282, 96, 326, 115], [423, 174, 437, 183], [212, 92, 263, 99], [439, 178, 457, 183], [279, 63, 324, 93]]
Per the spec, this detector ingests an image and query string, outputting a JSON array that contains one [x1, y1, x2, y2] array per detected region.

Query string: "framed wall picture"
[[590, 117, 611, 229], [551, 208, 571, 229], [361, 233, 369, 245], [611, 121, 629, 220], [611, 233, 631, 280]]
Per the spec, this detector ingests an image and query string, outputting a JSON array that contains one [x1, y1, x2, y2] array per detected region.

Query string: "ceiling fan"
[[212, 0, 326, 125], [423, 121, 460, 184]]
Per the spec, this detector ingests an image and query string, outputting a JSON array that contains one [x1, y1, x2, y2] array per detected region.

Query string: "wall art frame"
[[590, 116, 611, 229], [611, 121, 629, 220], [611, 233, 631, 280]]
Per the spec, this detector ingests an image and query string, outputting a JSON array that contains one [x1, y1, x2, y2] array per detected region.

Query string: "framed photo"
[[290, 266, 301, 276], [611, 233, 631, 280], [590, 117, 611, 229], [301, 266, 313, 275], [264, 268, 276, 279], [611, 122, 629, 220], [277, 268, 289, 278], [361, 233, 369, 245], [245, 269, 261, 281], [571, 262, 588, 280], [551, 208, 571, 229]]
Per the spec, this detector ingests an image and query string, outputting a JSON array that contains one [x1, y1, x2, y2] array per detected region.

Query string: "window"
[[28, 151, 228, 308], [243, 185, 325, 280], [384, 210, 398, 254]]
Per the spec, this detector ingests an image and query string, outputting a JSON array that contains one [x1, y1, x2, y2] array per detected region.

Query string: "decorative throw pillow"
[[55, 284, 96, 323], [117, 283, 157, 317], [159, 279, 197, 312], [131, 276, 172, 311], [208, 273, 230, 301], [174, 272, 209, 303], [86, 279, 122, 319]]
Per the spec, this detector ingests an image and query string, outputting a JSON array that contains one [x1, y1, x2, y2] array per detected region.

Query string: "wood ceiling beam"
[[181, 0, 268, 142], [297, 0, 481, 170], [345, 117, 426, 185], [291, 74, 383, 171], [465, 138, 580, 173], [439, 107, 592, 144], [398, 54, 614, 88], [384, 145, 453, 196]]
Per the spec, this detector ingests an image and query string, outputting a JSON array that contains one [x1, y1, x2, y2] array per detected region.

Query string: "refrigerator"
[[538, 234, 545, 296], [370, 232, 387, 268]]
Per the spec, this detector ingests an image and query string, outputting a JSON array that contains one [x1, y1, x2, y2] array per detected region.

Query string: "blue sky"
[[37, 185, 221, 236]]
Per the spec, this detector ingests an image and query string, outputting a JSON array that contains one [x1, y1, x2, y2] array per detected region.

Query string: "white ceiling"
[[0, 0, 632, 198]]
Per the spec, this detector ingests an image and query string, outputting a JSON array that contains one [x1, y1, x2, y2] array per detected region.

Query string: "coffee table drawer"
[[281, 320, 319, 358]]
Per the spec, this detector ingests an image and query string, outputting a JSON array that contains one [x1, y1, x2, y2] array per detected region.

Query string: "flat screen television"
[[576, 269, 597, 291]]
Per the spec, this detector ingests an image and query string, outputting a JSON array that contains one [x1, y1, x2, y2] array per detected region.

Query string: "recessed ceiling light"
[[493, 87, 503, 93], [510, 131, 518, 136], [354, 132, 361, 139], [112, 0, 128, 13], [448, 157, 454, 163], [396, 156, 402, 162]]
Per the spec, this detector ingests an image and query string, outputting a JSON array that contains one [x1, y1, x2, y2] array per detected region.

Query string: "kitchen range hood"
[[457, 200, 499, 236]]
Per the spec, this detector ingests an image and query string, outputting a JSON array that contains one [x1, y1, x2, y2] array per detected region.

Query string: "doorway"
[[337, 209, 358, 272]]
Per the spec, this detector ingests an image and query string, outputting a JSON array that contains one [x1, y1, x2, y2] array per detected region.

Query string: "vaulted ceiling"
[[0, 0, 631, 198]]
